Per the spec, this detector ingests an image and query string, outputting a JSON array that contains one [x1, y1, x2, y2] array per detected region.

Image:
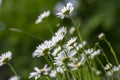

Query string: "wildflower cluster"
[[29, 24, 103, 79], [0, 1, 120, 80], [104, 63, 120, 77], [28, 2, 120, 80]]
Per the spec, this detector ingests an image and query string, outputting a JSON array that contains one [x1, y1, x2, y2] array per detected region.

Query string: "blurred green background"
[[0, 0, 120, 79]]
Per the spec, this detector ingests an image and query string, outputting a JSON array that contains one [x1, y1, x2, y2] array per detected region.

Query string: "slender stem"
[[7, 63, 19, 79], [97, 44, 110, 64], [69, 15, 93, 72], [47, 54, 56, 69], [44, 56, 53, 68], [9, 28, 44, 41], [72, 72, 76, 80], [45, 76, 51, 80], [104, 38, 119, 65], [78, 70, 82, 80], [62, 72, 67, 80], [69, 15, 83, 43], [46, 24, 54, 35]]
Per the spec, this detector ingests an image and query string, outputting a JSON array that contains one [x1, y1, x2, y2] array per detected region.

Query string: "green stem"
[[78, 70, 82, 80], [97, 44, 110, 65], [72, 72, 77, 80], [47, 54, 56, 69], [69, 15, 83, 43], [44, 56, 53, 68], [8, 63, 19, 79], [46, 23, 54, 35], [45, 76, 51, 80], [9, 28, 44, 41], [104, 38, 119, 65]]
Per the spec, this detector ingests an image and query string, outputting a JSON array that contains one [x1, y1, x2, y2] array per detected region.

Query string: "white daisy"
[[64, 42, 77, 51], [54, 50, 77, 66], [98, 33, 105, 40], [106, 71, 113, 76], [33, 40, 53, 57], [68, 57, 86, 70], [50, 66, 65, 78], [112, 65, 119, 72], [77, 41, 87, 50], [9, 75, 20, 80], [35, 10, 50, 24], [85, 48, 94, 55], [52, 46, 61, 56], [69, 27, 75, 34], [55, 26, 67, 36], [51, 27, 67, 46], [66, 37, 77, 46], [29, 64, 51, 79], [56, 2, 74, 19], [0, 51, 12, 66], [51, 34, 65, 46], [104, 63, 113, 70], [89, 49, 101, 59], [96, 70, 101, 76], [56, 66, 65, 74], [49, 70, 56, 78]]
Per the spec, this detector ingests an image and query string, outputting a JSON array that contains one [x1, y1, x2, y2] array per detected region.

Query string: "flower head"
[[52, 46, 61, 56], [68, 57, 86, 70], [98, 33, 105, 40], [51, 27, 67, 46], [54, 50, 77, 66], [104, 63, 113, 70], [69, 27, 75, 34], [29, 64, 51, 79], [33, 40, 53, 57], [9, 75, 20, 80], [66, 37, 77, 46], [55, 26, 67, 36], [77, 41, 87, 49], [56, 2, 74, 19], [90, 49, 101, 59], [49, 66, 65, 78], [0, 51, 12, 66], [35, 10, 50, 24]]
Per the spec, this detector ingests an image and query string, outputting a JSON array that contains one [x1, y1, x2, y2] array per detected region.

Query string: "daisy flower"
[[33, 40, 53, 57], [90, 49, 101, 59], [112, 65, 120, 72], [85, 48, 94, 56], [54, 50, 77, 66], [64, 42, 77, 51], [9, 75, 20, 80], [35, 10, 50, 24], [49, 70, 56, 78], [55, 26, 67, 36], [69, 26, 75, 34], [104, 63, 113, 70], [52, 46, 61, 56], [49, 66, 65, 78], [98, 33, 105, 40], [106, 71, 113, 76], [29, 64, 51, 79], [0, 51, 12, 66], [56, 2, 74, 19], [66, 37, 77, 47], [51, 34, 65, 46], [68, 57, 86, 70], [77, 41, 87, 50], [51, 27, 67, 46]]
